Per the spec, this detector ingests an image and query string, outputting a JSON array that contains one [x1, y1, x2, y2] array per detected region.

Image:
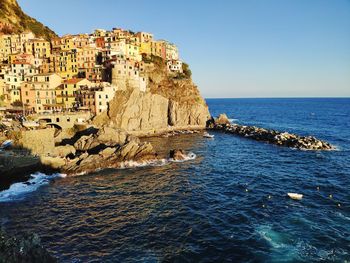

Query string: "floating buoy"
[[262, 204, 266, 208], [329, 194, 333, 199], [317, 186, 320, 191], [268, 195, 272, 199], [287, 193, 303, 200], [337, 203, 341, 207], [245, 189, 249, 192]]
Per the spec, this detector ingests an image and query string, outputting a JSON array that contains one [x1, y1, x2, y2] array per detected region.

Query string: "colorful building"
[[56, 78, 92, 110], [21, 73, 62, 113]]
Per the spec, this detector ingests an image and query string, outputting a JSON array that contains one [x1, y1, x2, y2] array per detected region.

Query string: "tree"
[[182, 63, 192, 78]]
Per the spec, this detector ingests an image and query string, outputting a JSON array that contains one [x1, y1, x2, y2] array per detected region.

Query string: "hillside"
[[0, 0, 56, 39]]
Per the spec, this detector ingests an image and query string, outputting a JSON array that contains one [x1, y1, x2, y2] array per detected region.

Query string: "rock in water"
[[210, 114, 334, 151], [215, 113, 231, 125], [170, 149, 187, 161]]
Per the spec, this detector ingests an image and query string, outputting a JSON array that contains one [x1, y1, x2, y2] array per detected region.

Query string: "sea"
[[0, 98, 349, 262]]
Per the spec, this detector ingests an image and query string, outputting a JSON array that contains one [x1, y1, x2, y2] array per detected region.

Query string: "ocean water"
[[0, 98, 349, 262]]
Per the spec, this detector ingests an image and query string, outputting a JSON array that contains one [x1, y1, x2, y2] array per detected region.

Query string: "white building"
[[111, 59, 147, 92], [167, 60, 183, 73]]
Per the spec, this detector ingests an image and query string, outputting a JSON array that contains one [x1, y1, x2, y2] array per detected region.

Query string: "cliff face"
[[93, 60, 210, 135], [0, 0, 57, 39]]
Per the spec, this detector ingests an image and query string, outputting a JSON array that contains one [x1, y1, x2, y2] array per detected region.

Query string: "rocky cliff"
[[94, 58, 210, 135], [0, 0, 57, 39]]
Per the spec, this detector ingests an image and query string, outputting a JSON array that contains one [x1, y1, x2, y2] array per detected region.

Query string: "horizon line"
[[205, 96, 350, 99]]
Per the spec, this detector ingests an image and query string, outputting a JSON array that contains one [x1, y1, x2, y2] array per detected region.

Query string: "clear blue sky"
[[18, 0, 350, 98]]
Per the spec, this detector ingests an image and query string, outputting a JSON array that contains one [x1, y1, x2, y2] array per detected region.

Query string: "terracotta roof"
[[63, 78, 85, 84]]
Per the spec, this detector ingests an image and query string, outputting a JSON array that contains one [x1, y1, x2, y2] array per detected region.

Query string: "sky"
[[18, 0, 350, 98]]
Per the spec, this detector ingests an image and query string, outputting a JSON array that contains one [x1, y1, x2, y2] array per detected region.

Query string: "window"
[[56, 118, 60, 122]]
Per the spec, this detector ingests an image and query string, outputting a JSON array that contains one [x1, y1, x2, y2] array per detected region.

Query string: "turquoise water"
[[0, 98, 349, 262]]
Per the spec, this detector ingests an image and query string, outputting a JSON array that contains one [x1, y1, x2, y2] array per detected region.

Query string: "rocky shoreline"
[[208, 114, 335, 151], [0, 229, 56, 263]]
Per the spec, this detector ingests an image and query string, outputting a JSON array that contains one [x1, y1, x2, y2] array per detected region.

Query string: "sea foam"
[[119, 152, 197, 168], [0, 172, 66, 202]]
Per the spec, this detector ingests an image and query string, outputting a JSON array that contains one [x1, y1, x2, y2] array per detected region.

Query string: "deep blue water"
[[0, 98, 349, 262]]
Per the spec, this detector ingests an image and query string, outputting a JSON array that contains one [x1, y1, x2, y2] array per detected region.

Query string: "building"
[[150, 40, 166, 60], [111, 59, 147, 92], [56, 78, 92, 110], [136, 32, 153, 43], [56, 49, 78, 79], [24, 38, 51, 58], [167, 60, 183, 73], [76, 46, 97, 73], [165, 42, 179, 60], [20, 73, 62, 113], [125, 41, 141, 61], [77, 83, 116, 115]]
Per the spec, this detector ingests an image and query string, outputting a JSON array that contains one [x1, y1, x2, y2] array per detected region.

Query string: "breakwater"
[[208, 114, 334, 150]]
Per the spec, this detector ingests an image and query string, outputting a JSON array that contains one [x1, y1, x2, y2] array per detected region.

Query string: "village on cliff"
[[0, 27, 184, 124]]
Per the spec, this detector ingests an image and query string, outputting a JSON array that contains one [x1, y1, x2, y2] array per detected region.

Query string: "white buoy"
[[287, 193, 303, 200]]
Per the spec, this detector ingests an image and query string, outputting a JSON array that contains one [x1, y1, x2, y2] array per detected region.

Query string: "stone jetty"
[[208, 114, 334, 151]]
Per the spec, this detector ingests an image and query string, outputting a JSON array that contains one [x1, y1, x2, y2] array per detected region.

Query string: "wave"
[[119, 152, 197, 168], [228, 118, 238, 123], [170, 152, 197, 163], [0, 172, 66, 202]]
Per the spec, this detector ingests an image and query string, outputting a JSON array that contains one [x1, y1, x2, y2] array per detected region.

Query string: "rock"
[[209, 116, 334, 151], [93, 61, 211, 135], [170, 149, 187, 161], [134, 142, 155, 159], [53, 145, 76, 158], [0, 229, 57, 263], [96, 126, 128, 145], [215, 114, 231, 125], [99, 147, 116, 158], [73, 134, 99, 151], [118, 140, 140, 160], [40, 155, 66, 169]]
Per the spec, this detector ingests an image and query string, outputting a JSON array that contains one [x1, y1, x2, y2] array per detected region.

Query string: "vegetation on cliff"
[[0, 0, 56, 39]]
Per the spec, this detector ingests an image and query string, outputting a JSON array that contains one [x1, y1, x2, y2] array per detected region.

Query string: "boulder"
[[215, 114, 231, 125], [96, 126, 128, 145], [73, 134, 99, 151], [53, 145, 76, 158], [40, 156, 66, 169], [99, 147, 116, 158], [169, 149, 187, 161]]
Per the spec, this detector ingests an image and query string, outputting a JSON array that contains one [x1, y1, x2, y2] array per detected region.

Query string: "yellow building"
[[57, 50, 78, 79], [0, 35, 12, 61], [56, 78, 91, 110], [60, 36, 74, 50], [125, 41, 141, 61], [150, 40, 166, 60], [140, 42, 151, 56], [24, 38, 51, 58]]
